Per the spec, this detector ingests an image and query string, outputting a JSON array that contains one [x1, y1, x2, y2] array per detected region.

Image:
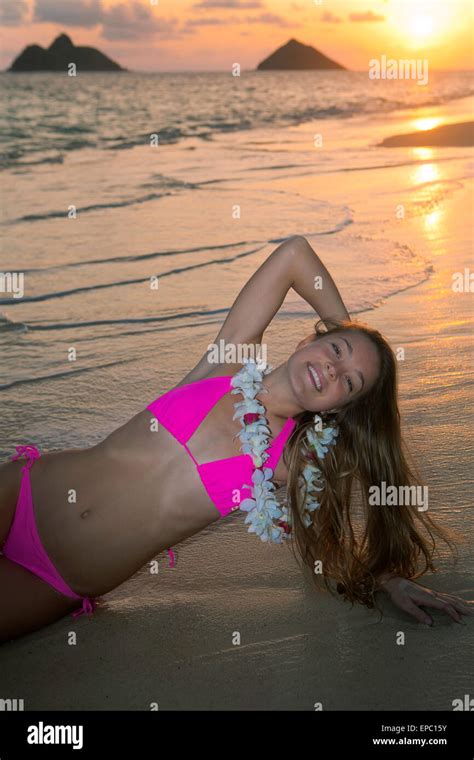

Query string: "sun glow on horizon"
[[389, 0, 459, 50], [0, 0, 472, 71], [409, 14, 435, 41], [412, 117, 443, 132]]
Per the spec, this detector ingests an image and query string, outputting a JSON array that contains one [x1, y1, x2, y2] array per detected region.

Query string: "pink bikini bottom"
[[1, 445, 97, 618]]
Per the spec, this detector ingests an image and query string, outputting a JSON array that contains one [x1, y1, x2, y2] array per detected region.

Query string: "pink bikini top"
[[146, 374, 297, 519]]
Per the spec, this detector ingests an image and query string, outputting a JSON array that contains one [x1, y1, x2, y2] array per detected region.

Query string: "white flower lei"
[[230, 358, 339, 543]]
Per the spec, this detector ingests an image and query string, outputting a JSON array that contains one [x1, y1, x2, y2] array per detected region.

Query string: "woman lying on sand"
[[1, 235, 472, 643]]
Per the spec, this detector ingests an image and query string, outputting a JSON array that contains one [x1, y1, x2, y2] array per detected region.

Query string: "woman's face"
[[287, 329, 381, 413]]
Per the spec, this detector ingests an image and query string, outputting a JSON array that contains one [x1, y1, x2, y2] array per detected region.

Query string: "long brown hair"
[[282, 317, 461, 614]]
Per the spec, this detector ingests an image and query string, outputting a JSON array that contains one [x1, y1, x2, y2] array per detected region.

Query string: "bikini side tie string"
[[11, 445, 41, 471], [71, 598, 97, 618]]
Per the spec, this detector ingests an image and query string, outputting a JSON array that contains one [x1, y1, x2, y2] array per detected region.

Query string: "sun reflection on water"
[[412, 162, 440, 185]]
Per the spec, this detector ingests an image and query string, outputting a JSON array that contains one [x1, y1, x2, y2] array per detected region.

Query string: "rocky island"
[[257, 38, 346, 71], [7, 33, 126, 72]]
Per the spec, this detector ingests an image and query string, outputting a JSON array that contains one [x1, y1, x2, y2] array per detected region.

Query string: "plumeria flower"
[[306, 415, 339, 459], [240, 468, 285, 541], [239, 420, 270, 436], [301, 463, 324, 488], [241, 467, 278, 499], [298, 463, 326, 526], [240, 436, 271, 467], [230, 359, 272, 399], [241, 498, 285, 543], [235, 419, 272, 466], [232, 395, 267, 413], [300, 499, 321, 528]]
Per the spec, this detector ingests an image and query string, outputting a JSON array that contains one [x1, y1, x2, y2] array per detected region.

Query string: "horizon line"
[[2, 67, 473, 74]]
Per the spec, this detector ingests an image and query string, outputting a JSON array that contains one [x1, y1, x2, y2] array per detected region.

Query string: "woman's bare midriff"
[[23, 362, 290, 598]]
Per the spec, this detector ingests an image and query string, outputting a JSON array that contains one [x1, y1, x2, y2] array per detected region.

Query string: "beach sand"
[[1, 118, 473, 711]]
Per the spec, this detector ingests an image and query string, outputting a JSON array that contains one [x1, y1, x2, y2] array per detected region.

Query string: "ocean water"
[[1, 70, 472, 168], [0, 70, 472, 451]]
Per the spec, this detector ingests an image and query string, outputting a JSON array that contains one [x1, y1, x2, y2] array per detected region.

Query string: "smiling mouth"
[[308, 363, 323, 392]]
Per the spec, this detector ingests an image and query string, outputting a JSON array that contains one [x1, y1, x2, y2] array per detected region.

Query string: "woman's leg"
[[0, 453, 91, 643], [0, 458, 23, 544], [0, 555, 81, 644]]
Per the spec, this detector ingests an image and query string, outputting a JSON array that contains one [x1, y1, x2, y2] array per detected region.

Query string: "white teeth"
[[308, 364, 321, 391]]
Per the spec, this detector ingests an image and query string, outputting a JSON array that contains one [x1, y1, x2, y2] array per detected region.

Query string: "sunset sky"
[[0, 0, 473, 72]]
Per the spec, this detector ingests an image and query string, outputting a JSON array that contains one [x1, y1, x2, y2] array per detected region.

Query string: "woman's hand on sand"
[[379, 576, 474, 626]]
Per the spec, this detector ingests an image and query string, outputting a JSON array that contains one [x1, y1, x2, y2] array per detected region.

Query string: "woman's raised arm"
[[176, 235, 350, 386], [291, 236, 351, 326], [213, 234, 350, 349]]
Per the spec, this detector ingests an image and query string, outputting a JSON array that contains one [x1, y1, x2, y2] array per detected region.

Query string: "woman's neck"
[[259, 362, 303, 422]]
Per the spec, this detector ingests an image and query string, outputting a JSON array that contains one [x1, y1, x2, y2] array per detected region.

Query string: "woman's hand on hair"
[[378, 575, 474, 626]]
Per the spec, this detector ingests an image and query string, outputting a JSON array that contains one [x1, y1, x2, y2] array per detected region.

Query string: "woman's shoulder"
[[172, 361, 245, 391], [204, 362, 246, 380]]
